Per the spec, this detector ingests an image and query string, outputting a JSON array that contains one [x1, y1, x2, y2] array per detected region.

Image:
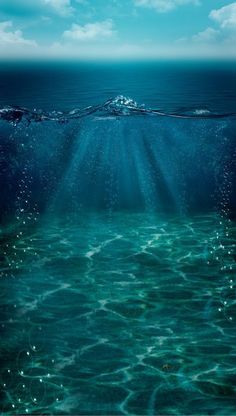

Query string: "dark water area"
[[0, 60, 236, 112], [0, 62, 236, 415]]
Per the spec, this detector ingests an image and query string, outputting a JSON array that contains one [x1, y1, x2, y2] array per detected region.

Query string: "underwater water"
[[0, 62, 236, 415]]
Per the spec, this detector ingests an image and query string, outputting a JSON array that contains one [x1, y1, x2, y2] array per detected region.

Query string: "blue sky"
[[0, 0, 236, 59]]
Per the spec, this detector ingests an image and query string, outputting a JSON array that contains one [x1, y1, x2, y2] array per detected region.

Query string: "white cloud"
[[134, 0, 200, 13], [42, 0, 74, 17], [192, 27, 219, 42], [0, 21, 37, 47], [189, 3, 236, 46], [209, 2, 236, 29], [175, 36, 187, 43], [63, 20, 115, 41]]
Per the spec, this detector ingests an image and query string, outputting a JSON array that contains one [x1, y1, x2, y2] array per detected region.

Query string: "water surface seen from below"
[[0, 62, 236, 415]]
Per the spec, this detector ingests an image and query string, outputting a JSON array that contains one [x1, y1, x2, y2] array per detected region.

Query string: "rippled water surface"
[[0, 61, 236, 113], [0, 61, 236, 415]]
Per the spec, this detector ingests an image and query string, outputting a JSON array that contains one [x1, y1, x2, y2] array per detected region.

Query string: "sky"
[[0, 0, 236, 59]]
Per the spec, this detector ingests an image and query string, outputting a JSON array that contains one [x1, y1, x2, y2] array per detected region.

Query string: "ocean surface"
[[0, 61, 236, 415]]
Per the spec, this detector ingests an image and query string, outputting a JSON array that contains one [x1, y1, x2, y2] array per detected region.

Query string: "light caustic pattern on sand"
[[0, 213, 235, 415]]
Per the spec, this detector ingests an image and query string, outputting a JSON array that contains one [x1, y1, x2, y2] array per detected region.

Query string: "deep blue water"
[[0, 61, 236, 415], [0, 60, 236, 112]]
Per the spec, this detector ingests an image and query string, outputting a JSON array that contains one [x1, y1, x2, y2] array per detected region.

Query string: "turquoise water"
[[0, 213, 235, 415], [0, 62, 236, 415]]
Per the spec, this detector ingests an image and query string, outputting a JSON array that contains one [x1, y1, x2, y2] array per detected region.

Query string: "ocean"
[[0, 60, 236, 415]]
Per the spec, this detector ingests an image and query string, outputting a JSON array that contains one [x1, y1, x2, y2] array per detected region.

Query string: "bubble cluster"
[[0, 333, 65, 414], [1, 131, 40, 278]]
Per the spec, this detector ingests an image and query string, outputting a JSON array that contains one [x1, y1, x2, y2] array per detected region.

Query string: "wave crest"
[[0, 95, 235, 125]]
